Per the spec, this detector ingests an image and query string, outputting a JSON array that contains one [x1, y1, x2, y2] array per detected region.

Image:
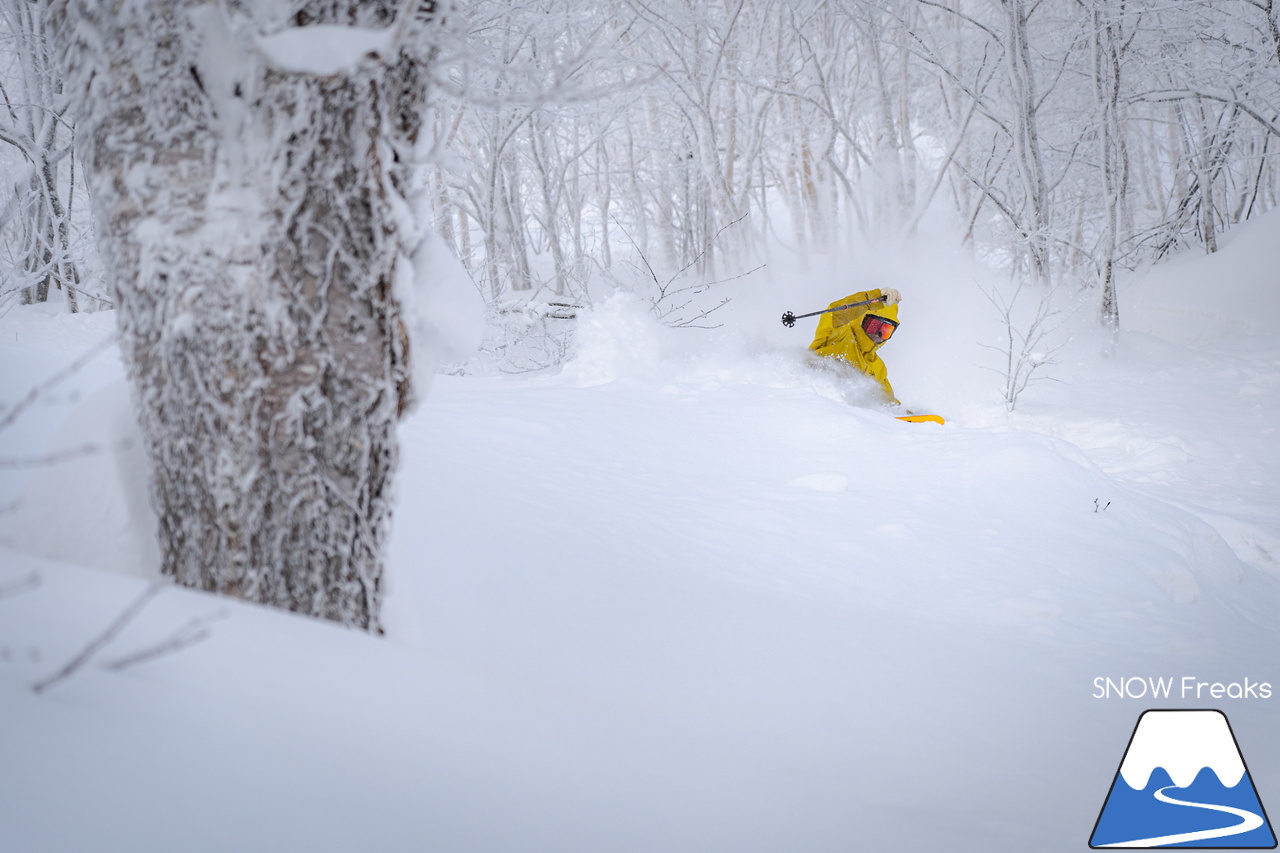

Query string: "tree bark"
[[1001, 0, 1052, 283], [47, 0, 439, 631]]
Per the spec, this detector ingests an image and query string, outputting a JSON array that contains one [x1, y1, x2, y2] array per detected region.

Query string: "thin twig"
[[99, 609, 229, 672], [0, 333, 117, 433], [0, 437, 134, 469], [0, 570, 41, 599], [31, 582, 163, 695]]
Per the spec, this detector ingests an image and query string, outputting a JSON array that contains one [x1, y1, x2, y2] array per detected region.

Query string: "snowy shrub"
[[979, 276, 1068, 412]]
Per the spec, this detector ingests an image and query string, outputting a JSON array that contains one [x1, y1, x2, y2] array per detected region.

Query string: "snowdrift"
[[1122, 207, 1280, 345], [2, 217, 1279, 852]]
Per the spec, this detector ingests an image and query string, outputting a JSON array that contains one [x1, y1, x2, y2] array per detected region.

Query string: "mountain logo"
[[1090, 709, 1276, 848]]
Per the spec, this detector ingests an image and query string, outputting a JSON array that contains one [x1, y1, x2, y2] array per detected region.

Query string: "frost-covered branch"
[[978, 276, 1067, 412], [0, 0, 98, 311]]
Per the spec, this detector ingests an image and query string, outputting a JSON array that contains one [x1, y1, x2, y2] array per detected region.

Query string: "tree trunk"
[[1090, 0, 1125, 333], [1001, 0, 1052, 284], [47, 0, 439, 631]]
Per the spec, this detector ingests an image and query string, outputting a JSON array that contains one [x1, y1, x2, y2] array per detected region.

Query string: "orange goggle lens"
[[862, 315, 899, 343]]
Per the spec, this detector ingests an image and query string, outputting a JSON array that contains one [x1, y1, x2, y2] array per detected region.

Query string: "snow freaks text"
[[1093, 677, 1274, 701]]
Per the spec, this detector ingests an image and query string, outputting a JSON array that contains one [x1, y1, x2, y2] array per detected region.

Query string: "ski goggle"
[[862, 314, 899, 344]]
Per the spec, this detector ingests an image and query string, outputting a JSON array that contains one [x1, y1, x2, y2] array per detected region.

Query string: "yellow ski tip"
[[896, 414, 946, 424]]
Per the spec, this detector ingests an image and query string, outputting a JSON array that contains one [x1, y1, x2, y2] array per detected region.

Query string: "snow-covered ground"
[[2, 216, 1278, 852]]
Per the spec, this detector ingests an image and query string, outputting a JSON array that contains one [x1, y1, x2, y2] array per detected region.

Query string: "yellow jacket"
[[808, 289, 900, 403]]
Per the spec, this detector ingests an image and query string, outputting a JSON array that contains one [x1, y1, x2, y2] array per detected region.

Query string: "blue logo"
[[1091, 710, 1276, 848]]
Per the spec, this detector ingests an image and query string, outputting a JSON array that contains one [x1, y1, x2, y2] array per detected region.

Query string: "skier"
[[807, 287, 902, 404]]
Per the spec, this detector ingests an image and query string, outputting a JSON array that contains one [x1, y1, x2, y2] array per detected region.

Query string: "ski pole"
[[781, 295, 886, 328]]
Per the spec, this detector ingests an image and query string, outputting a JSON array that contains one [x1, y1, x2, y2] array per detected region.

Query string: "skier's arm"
[[826, 289, 887, 330]]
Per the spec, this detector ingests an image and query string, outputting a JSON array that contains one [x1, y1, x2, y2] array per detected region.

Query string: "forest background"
[[4, 0, 1279, 357]]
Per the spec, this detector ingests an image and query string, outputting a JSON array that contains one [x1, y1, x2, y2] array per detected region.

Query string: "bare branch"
[[99, 608, 230, 672], [31, 582, 164, 695], [0, 570, 41, 599], [0, 333, 117, 433], [0, 437, 135, 469]]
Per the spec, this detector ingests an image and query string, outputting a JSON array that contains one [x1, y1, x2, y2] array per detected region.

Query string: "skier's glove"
[[881, 287, 902, 305]]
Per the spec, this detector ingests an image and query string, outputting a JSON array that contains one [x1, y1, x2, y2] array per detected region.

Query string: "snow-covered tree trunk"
[[1087, 0, 1127, 333], [47, 0, 443, 631], [1001, 0, 1052, 284]]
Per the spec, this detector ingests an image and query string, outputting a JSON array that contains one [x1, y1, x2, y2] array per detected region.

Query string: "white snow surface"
[[1118, 710, 1246, 790], [254, 24, 396, 76], [1122, 208, 1280, 346], [2, 218, 1280, 852]]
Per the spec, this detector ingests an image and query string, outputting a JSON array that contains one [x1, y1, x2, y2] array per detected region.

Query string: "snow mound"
[[1122, 208, 1280, 344], [3, 220, 1280, 852], [563, 293, 665, 386], [394, 227, 485, 394], [255, 24, 395, 76], [0, 381, 160, 579], [789, 473, 849, 492]]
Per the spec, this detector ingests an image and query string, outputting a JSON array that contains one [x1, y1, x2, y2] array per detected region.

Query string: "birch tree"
[[46, 0, 447, 631], [0, 1, 99, 310]]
